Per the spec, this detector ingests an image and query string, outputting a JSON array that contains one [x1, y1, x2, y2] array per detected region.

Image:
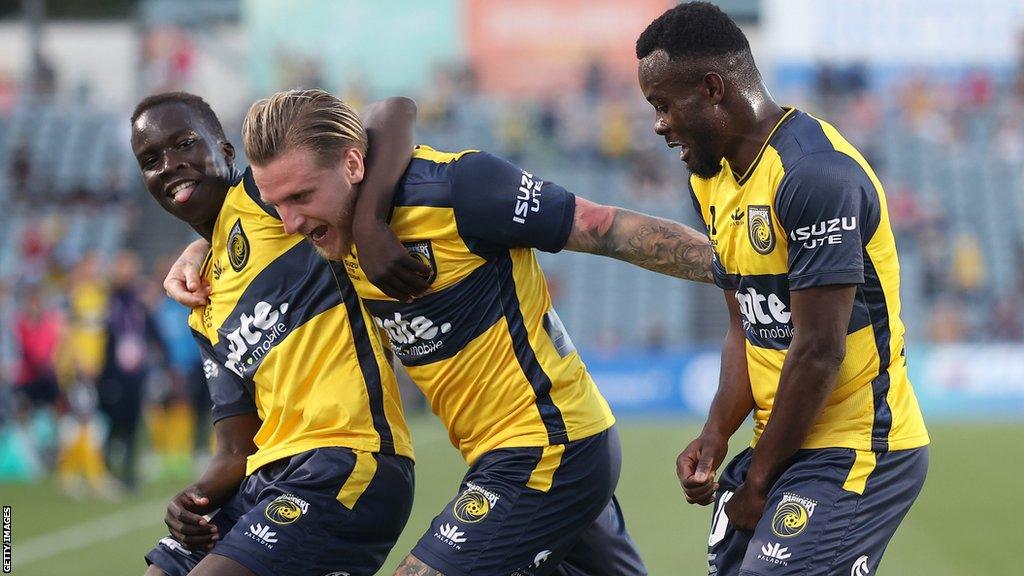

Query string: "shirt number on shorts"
[[708, 490, 734, 547]]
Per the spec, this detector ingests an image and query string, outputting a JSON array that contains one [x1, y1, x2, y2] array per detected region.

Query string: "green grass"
[[4, 420, 1019, 575]]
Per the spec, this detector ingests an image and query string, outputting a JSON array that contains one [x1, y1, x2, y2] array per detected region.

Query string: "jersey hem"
[[246, 437, 415, 475], [749, 431, 930, 453], [462, 416, 615, 465]]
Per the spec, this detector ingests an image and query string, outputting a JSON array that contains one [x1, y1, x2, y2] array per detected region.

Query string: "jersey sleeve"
[[774, 152, 880, 290], [191, 330, 258, 423], [449, 151, 576, 253], [688, 179, 738, 291]]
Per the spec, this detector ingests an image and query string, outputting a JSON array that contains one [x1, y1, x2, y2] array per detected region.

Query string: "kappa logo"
[[771, 492, 818, 538], [227, 219, 250, 272], [730, 207, 744, 225], [533, 550, 552, 568], [758, 542, 792, 565], [247, 523, 278, 548], [213, 260, 224, 280], [403, 240, 438, 285], [851, 555, 870, 576], [747, 205, 776, 255]]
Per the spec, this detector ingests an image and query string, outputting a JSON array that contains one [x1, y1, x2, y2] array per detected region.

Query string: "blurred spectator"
[[13, 287, 63, 410], [96, 251, 166, 491]]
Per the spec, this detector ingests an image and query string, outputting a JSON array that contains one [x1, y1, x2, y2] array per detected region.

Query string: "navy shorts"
[[145, 447, 414, 576], [707, 445, 928, 576], [412, 426, 647, 576]]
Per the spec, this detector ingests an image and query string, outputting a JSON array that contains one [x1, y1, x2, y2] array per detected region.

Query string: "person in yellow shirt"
[[636, 4, 929, 575]]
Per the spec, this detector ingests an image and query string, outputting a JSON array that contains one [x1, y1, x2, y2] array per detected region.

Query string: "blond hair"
[[242, 88, 367, 168]]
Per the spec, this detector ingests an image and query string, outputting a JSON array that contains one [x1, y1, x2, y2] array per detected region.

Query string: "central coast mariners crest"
[[747, 205, 776, 255], [771, 492, 817, 538], [265, 494, 309, 525], [228, 219, 250, 272], [404, 240, 437, 285], [453, 482, 500, 523]]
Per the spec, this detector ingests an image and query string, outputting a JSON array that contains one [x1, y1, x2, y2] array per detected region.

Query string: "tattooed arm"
[[392, 554, 444, 575], [564, 196, 714, 283]]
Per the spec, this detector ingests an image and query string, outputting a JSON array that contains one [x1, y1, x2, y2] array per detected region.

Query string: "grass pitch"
[[4, 419, 1017, 575]]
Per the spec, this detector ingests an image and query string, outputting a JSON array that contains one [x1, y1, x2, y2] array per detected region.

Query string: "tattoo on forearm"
[[575, 208, 714, 282], [393, 555, 444, 576]]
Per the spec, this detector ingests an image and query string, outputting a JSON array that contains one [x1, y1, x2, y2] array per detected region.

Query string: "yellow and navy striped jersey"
[[344, 146, 615, 464], [189, 168, 413, 475], [689, 109, 928, 452]]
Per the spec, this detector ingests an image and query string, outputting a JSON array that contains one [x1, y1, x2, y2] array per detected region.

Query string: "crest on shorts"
[[404, 240, 437, 285], [771, 492, 817, 538], [747, 205, 776, 255], [228, 219, 250, 272], [452, 482, 500, 524], [265, 494, 309, 525]]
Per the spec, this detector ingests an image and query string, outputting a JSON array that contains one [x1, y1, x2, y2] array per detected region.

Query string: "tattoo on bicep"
[[624, 222, 715, 283], [393, 555, 444, 576]]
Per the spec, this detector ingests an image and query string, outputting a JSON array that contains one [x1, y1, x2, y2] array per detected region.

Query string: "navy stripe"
[[771, 111, 836, 174], [862, 254, 893, 452], [242, 167, 280, 219], [493, 252, 568, 444], [332, 263, 396, 454], [393, 181, 453, 208]]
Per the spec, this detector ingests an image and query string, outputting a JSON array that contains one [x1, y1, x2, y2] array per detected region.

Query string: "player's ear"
[[702, 72, 726, 105], [343, 147, 365, 184], [222, 141, 236, 164]]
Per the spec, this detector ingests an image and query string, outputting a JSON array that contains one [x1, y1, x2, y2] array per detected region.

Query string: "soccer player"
[[230, 88, 716, 576], [130, 92, 416, 576], [635, 3, 930, 575]]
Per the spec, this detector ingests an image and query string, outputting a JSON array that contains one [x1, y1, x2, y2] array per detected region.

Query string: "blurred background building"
[[0, 1, 1022, 573]]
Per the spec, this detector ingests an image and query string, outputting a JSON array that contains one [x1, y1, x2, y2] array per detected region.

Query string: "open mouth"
[[667, 141, 689, 162], [167, 180, 199, 204], [308, 225, 329, 245]]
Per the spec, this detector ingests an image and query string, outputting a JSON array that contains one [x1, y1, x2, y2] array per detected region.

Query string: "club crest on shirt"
[[404, 240, 437, 285], [747, 205, 776, 255], [228, 218, 250, 272]]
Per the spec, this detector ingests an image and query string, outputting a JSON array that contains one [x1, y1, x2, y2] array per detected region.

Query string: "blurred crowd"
[[0, 240, 209, 492], [3, 43, 1024, 488]]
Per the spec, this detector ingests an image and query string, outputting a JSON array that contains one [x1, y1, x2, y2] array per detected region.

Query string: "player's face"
[[638, 50, 726, 179], [253, 146, 364, 261], [131, 103, 234, 226]]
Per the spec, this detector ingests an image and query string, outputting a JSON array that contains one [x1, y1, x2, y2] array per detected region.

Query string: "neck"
[[189, 165, 241, 242], [723, 88, 785, 178]]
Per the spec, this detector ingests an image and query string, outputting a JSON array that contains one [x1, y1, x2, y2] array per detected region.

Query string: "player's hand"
[[676, 432, 727, 505], [165, 239, 211, 308], [724, 481, 767, 532], [354, 219, 431, 302], [164, 488, 219, 550]]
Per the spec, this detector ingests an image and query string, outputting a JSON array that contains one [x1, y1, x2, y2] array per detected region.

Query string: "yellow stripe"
[[526, 444, 565, 493], [336, 450, 378, 509], [843, 450, 877, 494], [412, 144, 478, 164], [734, 107, 796, 184]]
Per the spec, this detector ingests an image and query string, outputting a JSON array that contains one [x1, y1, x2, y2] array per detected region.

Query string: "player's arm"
[[724, 285, 854, 529], [353, 97, 430, 302], [164, 238, 212, 308], [677, 289, 754, 505], [564, 197, 713, 283], [165, 412, 260, 550]]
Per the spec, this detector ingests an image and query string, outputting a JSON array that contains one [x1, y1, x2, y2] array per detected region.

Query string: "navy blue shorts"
[[145, 447, 414, 576], [412, 426, 647, 576], [707, 446, 928, 576]]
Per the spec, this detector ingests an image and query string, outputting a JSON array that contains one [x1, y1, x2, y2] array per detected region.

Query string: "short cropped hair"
[[130, 92, 228, 142], [242, 88, 367, 168], [636, 1, 750, 61]]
